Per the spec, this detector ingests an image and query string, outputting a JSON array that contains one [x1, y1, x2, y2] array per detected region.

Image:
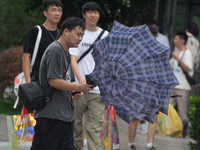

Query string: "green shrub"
[[188, 95, 200, 149], [0, 46, 23, 100]]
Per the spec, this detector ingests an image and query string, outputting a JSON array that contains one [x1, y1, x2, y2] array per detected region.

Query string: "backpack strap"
[[13, 25, 42, 109], [30, 25, 42, 72], [77, 30, 105, 63]]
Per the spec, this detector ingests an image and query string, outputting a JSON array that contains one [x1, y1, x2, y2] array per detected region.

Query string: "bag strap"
[[30, 25, 42, 72], [21, 105, 28, 120], [45, 44, 71, 102], [106, 106, 116, 122], [77, 30, 105, 63]]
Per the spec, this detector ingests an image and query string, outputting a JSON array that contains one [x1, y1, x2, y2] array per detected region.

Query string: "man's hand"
[[72, 92, 83, 101], [79, 83, 94, 93], [79, 78, 86, 84], [172, 52, 180, 62]]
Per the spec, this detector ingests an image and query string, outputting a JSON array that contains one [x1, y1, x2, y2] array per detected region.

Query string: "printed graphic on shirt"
[[82, 42, 92, 48], [66, 67, 71, 82]]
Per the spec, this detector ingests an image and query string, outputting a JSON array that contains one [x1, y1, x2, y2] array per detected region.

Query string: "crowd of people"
[[21, 0, 200, 150]]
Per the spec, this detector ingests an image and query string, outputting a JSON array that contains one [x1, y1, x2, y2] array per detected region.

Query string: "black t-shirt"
[[23, 25, 59, 81]]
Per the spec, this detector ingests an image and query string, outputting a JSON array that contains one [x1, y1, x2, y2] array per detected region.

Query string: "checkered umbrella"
[[89, 21, 179, 123]]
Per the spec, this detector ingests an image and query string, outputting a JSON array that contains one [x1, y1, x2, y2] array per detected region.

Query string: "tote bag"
[[7, 106, 36, 150], [101, 106, 120, 150]]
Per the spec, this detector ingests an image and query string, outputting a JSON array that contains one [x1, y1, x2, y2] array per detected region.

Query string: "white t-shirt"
[[69, 27, 109, 94], [156, 33, 170, 48], [170, 49, 194, 90]]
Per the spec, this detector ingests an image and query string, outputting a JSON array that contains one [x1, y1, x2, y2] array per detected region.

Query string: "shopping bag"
[[157, 103, 183, 137], [101, 106, 120, 150], [7, 106, 36, 150]]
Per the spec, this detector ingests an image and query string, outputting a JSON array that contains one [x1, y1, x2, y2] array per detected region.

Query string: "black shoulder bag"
[[18, 48, 71, 111], [77, 30, 105, 63]]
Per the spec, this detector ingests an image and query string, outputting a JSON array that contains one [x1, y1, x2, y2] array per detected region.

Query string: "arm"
[[71, 55, 86, 84], [48, 78, 92, 93], [178, 60, 191, 73], [22, 53, 31, 83], [172, 52, 191, 73]]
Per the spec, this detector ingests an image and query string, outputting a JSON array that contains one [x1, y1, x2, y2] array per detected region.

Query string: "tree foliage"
[[0, 0, 43, 51], [0, 0, 156, 51], [61, 0, 156, 30]]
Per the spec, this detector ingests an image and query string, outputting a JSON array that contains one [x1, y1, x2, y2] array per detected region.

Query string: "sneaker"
[[139, 121, 148, 134], [147, 145, 156, 150], [128, 144, 136, 150]]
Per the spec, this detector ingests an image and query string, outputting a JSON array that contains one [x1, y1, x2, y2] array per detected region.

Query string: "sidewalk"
[[0, 114, 195, 150]]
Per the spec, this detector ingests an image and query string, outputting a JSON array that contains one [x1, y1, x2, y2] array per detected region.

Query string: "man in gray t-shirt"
[[34, 41, 75, 122], [31, 17, 94, 150]]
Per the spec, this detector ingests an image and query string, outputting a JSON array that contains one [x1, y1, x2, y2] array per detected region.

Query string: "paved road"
[[0, 113, 195, 150]]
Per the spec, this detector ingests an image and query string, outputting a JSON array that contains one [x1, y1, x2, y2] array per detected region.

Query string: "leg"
[[128, 118, 139, 150], [31, 118, 76, 150], [85, 93, 105, 150], [82, 116, 88, 149], [128, 118, 139, 143], [73, 94, 87, 150], [169, 89, 177, 108], [176, 89, 189, 138], [147, 116, 157, 144], [176, 89, 189, 122], [57, 121, 76, 150]]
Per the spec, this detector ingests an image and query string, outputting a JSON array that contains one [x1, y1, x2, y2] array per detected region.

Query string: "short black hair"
[[82, 2, 101, 14], [148, 20, 158, 26], [175, 31, 188, 45], [186, 22, 199, 36], [148, 25, 158, 37], [43, 0, 63, 11], [60, 17, 86, 36], [132, 20, 144, 27]]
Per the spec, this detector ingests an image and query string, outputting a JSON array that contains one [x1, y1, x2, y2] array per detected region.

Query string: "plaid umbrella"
[[89, 21, 179, 123]]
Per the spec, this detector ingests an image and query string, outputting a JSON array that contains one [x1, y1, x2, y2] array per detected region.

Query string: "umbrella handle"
[[106, 106, 116, 122]]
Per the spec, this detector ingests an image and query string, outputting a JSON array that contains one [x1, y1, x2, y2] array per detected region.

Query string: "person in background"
[[170, 31, 194, 138], [148, 20, 170, 48], [69, 2, 109, 150], [23, 0, 63, 83], [128, 25, 158, 150]]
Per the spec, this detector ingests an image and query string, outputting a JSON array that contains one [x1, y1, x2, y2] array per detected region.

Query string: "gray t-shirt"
[[34, 41, 75, 122]]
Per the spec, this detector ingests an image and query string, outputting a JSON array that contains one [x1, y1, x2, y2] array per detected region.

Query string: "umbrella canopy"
[[89, 21, 179, 123]]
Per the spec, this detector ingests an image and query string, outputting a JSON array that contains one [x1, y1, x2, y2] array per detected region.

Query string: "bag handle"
[[77, 30, 105, 63], [20, 105, 28, 120], [106, 106, 116, 122]]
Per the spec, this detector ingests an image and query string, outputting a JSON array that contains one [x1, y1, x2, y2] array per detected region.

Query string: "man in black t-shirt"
[[23, 0, 63, 83]]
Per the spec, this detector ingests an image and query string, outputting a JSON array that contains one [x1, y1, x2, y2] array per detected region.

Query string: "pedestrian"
[[148, 20, 170, 48], [128, 25, 158, 150], [175, 22, 200, 71], [69, 2, 109, 150], [31, 17, 94, 150], [23, 0, 63, 83], [169, 31, 194, 138]]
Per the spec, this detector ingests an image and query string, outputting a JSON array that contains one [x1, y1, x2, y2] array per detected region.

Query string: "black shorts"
[[31, 118, 76, 150]]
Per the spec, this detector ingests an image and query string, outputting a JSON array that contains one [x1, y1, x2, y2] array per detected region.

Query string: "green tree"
[[0, 0, 156, 51], [0, 0, 44, 51], [60, 0, 156, 30]]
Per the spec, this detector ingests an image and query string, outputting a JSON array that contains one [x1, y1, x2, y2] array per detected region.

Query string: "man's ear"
[[63, 28, 69, 36], [82, 13, 86, 18], [43, 11, 47, 17]]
